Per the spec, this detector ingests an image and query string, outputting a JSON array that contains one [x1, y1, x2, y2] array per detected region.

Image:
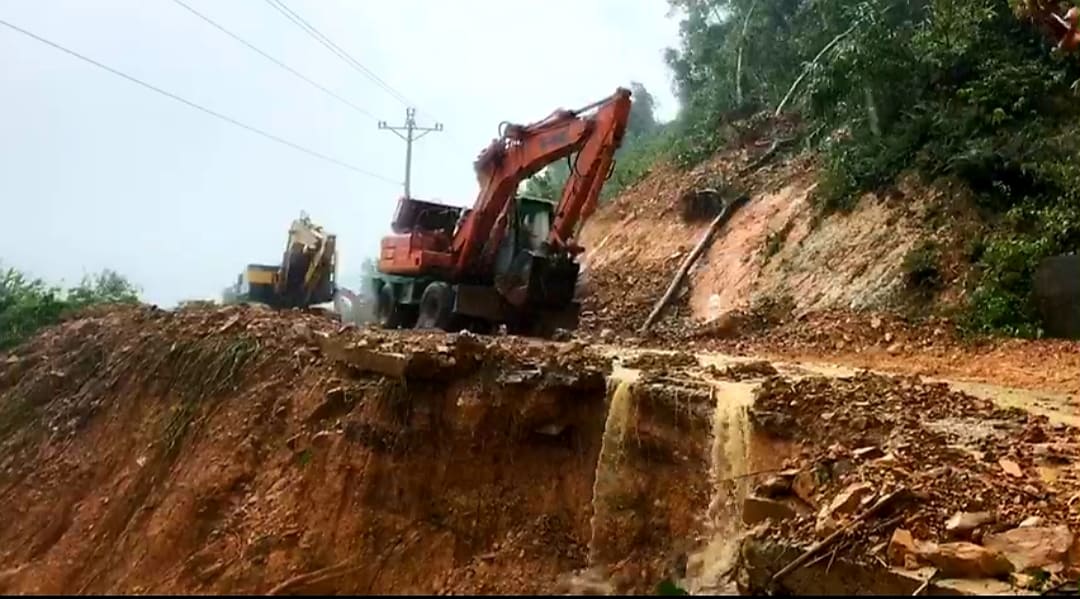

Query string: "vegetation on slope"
[[0, 265, 140, 350], [607, 0, 1080, 336]]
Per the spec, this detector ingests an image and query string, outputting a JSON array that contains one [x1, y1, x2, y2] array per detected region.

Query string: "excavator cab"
[[492, 196, 580, 313]]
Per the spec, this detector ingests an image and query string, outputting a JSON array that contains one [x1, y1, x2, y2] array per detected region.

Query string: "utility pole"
[[379, 108, 443, 198]]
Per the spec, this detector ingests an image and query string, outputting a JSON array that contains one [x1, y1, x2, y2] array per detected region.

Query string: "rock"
[[871, 316, 883, 330], [919, 542, 1014, 579], [884, 331, 894, 343], [826, 482, 875, 517], [887, 342, 903, 355], [598, 328, 615, 342], [945, 511, 996, 539], [853, 446, 884, 460], [1010, 573, 1038, 590], [792, 469, 820, 506], [754, 474, 793, 498], [813, 482, 876, 537], [983, 526, 1074, 572], [873, 452, 898, 466], [742, 496, 798, 525], [1019, 516, 1043, 528], [311, 430, 334, 446], [998, 458, 1023, 478], [887, 528, 921, 568], [305, 386, 349, 423], [814, 513, 840, 538]]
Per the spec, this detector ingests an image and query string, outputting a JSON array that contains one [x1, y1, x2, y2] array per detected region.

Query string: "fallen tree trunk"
[[639, 193, 749, 334]]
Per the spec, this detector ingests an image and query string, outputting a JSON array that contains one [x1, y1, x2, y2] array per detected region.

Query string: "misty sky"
[[1, 0, 680, 307]]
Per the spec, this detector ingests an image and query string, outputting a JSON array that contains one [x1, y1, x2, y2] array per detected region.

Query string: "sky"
[[0, 0, 682, 307]]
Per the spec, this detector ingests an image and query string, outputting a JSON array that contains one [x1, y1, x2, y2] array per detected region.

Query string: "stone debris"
[[982, 525, 1074, 572], [944, 511, 996, 540], [919, 542, 1014, 579], [742, 496, 799, 526], [746, 370, 1080, 593]]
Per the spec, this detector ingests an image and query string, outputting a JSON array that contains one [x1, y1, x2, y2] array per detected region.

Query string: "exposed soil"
[[0, 305, 616, 594]]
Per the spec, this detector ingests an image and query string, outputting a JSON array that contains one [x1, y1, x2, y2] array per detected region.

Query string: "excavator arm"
[[1014, 0, 1080, 51], [276, 212, 337, 307], [451, 87, 632, 277]]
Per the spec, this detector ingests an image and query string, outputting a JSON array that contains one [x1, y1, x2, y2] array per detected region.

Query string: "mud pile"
[[742, 370, 1080, 594]]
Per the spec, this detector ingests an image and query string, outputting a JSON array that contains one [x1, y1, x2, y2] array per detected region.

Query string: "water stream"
[[684, 382, 755, 595]]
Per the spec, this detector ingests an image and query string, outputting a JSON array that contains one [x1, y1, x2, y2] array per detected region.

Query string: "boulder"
[[754, 474, 793, 498], [982, 525, 1074, 572], [919, 542, 1014, 579], [742, 496, 798, 525], [826, 482, 875, 516], [887, 528, 921, 569]]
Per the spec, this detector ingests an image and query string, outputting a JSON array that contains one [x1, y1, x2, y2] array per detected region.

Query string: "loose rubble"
[[744, 370, 1080, 593]]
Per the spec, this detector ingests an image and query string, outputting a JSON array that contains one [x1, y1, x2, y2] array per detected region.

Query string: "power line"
[[0, 17, 399, 185], [169, 0, 377, 120], [262, 0, 471, 153], [263, 0, 416, 108]]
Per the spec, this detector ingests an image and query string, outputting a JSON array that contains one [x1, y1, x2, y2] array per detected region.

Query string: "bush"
[[902, 240, 942, 291], [0, 265, 140, 351]]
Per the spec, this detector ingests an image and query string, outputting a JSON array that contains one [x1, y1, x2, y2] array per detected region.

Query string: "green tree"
[[0, 265, 140, 351], [522, 81, 663, 201]]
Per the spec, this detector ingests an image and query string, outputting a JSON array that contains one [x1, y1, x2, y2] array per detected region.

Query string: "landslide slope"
[[579, 116, 981, 334], [0, 305, 615, 594]]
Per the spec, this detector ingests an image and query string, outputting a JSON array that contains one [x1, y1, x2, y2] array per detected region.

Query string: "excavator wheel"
[[375, 283, 408, 329], [416, 282, 456, 331]]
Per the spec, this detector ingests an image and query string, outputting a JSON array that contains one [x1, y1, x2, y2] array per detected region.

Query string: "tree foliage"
[[0, 265, 140, 351], [659, 0, 1080, 336], [522, 81, 664, 201]]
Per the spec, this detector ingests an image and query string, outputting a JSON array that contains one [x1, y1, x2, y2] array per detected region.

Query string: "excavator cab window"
[[522, 210, 550, 251], [515, 196, 555, 253]]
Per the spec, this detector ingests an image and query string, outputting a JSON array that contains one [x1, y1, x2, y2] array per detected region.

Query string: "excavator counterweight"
[[372, 87, 633, 336]]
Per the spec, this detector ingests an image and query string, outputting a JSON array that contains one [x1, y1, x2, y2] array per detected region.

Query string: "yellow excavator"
[[224, 212, 337, 309]]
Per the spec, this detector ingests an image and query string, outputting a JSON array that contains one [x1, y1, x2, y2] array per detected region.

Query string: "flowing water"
[[587, 378, 636, 565], [684, 382, 755, 595]]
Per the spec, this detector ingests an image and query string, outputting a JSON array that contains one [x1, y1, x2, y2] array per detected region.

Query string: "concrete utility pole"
[[379, 108, 443, 198]]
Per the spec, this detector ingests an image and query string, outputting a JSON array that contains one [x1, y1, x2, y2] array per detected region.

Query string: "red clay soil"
[[0, 304, 615, 595], [0, 304, 724, 595]]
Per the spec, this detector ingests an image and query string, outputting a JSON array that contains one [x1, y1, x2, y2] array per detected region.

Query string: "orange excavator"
[[372, 87, 632, 335], [1015, 1, 1080, 52]]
